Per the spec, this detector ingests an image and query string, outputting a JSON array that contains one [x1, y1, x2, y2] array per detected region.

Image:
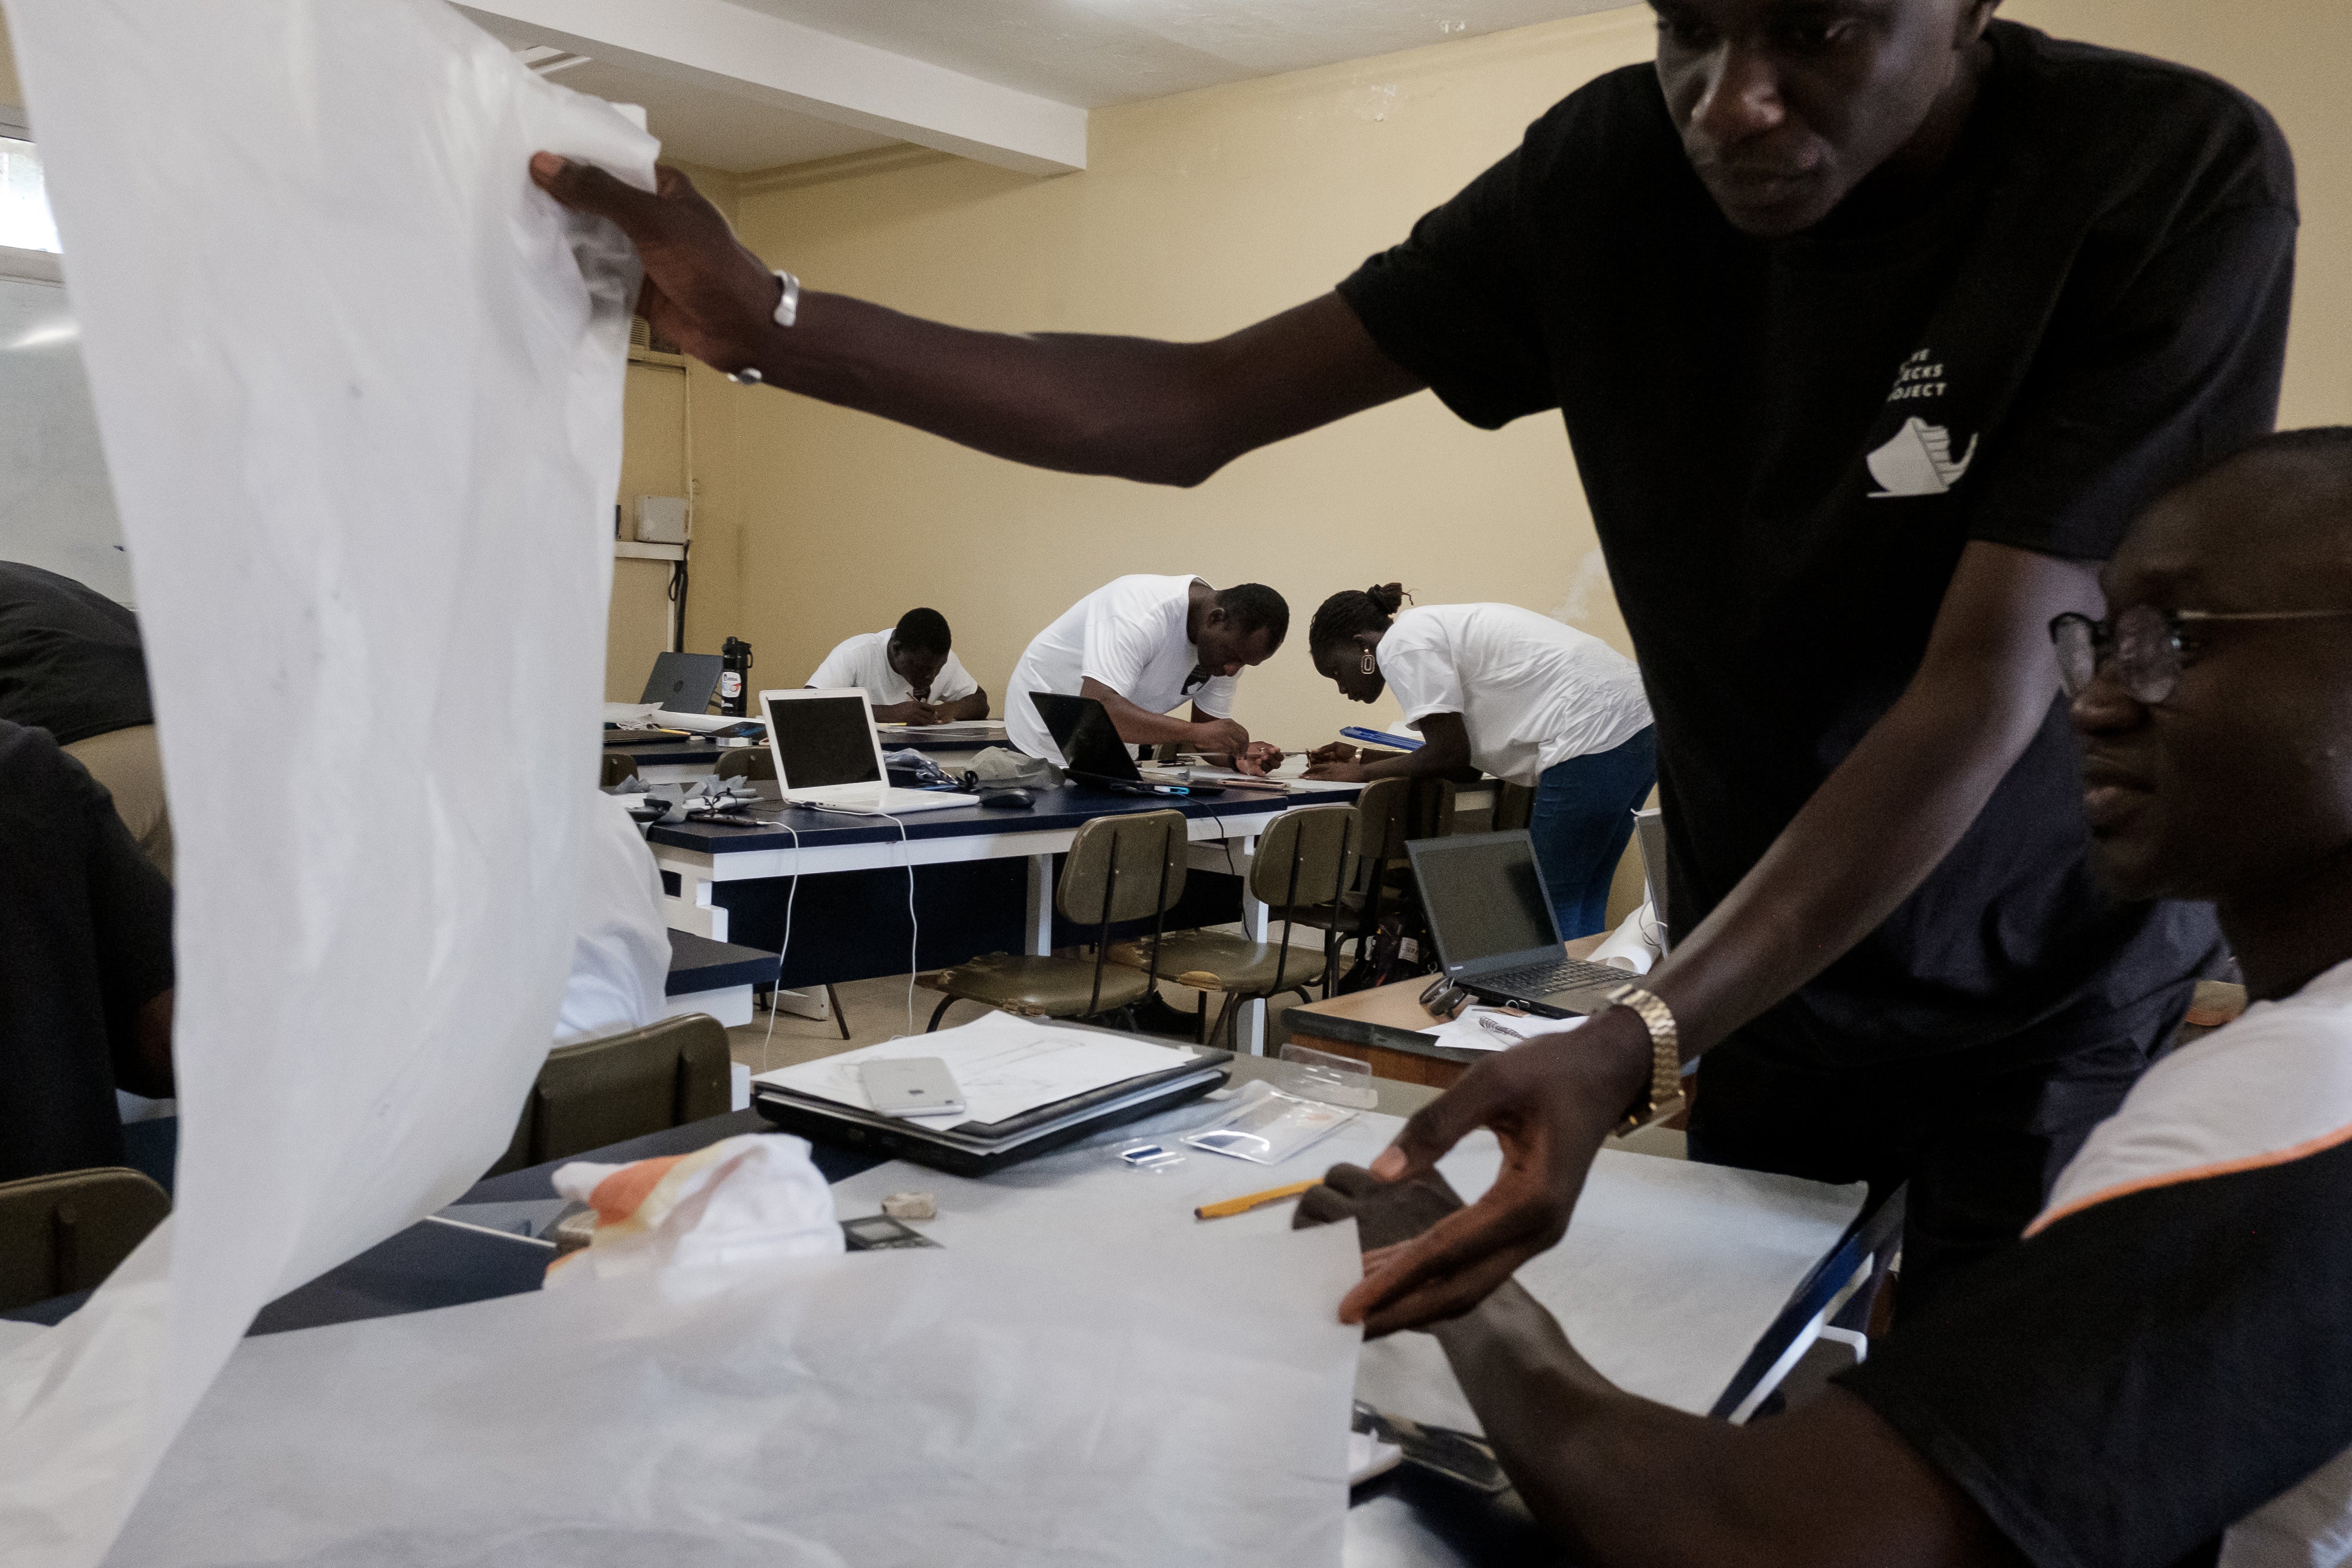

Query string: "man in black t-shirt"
[[1290, 430, 2352, 1568], [526, 1, 2295, 1318], [0, 561, 172, 879], [0, 718, 176, 1181]]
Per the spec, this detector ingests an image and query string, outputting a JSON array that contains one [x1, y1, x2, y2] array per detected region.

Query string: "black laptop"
[[1027, 692, 1224, 798], [638, 651, 723, 713], [1408, 830, 1635, 1017]]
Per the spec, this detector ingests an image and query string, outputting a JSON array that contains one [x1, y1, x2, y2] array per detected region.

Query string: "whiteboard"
[[0, 268, 132, 604]]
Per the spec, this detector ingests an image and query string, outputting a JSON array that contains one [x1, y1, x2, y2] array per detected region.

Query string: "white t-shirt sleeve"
[[807, 636, 863, 690], [1377, 617, 1464, 726], [1188, 674, 1237, 720], [930, 650, 981, 703], [1079, 581, 1162, 698], [554, 793, 671, 1047]]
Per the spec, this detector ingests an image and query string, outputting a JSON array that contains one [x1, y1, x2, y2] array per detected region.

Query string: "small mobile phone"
[[860, 1057, 966, 1119]]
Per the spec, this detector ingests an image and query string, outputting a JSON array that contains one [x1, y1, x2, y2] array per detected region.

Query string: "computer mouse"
[[978, 787, 1034, 810]]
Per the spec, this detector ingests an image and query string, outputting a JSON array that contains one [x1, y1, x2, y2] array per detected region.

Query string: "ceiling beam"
[[457, 0, 1087, 175]]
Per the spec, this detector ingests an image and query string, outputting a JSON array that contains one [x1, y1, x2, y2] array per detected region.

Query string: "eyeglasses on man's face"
[[2049, 604, 2352, 706]]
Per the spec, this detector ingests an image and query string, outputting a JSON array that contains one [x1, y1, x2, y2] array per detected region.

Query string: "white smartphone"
[[860, 1057, 966, 1119]]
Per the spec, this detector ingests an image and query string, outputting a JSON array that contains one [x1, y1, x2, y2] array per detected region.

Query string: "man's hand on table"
[[1323, 1008, 1654, 1336], [1237, 741, 1285, 775], [1302, 758, 1368, 782], [874, 700, 943, 726], [529, 156, 780, 368]]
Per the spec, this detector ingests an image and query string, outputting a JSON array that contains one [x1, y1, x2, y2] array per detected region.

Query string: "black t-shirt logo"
[[1870, 349, 1975, 497]]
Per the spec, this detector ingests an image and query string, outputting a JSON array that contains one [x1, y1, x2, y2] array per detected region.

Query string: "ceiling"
[[480, 0, 1638, 174]]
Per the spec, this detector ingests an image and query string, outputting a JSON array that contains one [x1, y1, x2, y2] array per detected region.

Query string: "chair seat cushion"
[[920, 951, 1152, 1017], [1110, 931, 1326, 995]]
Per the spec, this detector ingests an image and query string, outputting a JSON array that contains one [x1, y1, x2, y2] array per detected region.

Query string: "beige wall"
[[696, 0, 2352, 750], [721, 11, 1658, 743]]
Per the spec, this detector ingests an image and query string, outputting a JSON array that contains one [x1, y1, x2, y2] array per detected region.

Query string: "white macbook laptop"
[[760, 688, 980, 814]]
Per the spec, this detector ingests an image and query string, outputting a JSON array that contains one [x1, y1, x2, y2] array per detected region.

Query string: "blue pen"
[[1341, 726, 1424, 751]]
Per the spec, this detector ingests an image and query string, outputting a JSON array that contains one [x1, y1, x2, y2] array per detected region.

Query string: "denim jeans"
[[1528, 725, 1658, 938]]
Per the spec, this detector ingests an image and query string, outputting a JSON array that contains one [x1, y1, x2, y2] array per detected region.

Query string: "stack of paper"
[[751, 1012, 1226, 1171]]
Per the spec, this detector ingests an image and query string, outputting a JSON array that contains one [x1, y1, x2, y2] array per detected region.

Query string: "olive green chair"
[[482, 1012, 734, 1178], [714, 749, 776, 785], [1491, 781, 1538, 833], [1287, 777, 1457, 982], [918, 810, 1188, 1032], [1111, 803, 1358, 1048], [0, 1166, 172, 1310]]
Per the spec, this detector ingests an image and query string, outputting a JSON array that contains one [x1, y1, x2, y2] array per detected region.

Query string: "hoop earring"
[[1359, 650, 1377, 676]]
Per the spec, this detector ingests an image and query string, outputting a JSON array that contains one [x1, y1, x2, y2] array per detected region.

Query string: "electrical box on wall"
[[634, 494, 690, 544]]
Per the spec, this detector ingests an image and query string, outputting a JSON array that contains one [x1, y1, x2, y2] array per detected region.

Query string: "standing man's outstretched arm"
[[530, 158, 1425, 487]]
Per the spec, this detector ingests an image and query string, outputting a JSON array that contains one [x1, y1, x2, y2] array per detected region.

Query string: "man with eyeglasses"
[[1293, 427, 2352, 1566], [530, 0, 2296, 1319]]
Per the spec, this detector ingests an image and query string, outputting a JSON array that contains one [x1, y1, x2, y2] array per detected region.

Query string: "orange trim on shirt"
[[2024, 1118, 2352, 1238]]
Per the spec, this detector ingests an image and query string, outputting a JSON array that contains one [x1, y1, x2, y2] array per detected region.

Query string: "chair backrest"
[[716, 748, 776, 783], [1055, 809, 1189, 927], [1249, 804, 1358, 914], [600, 751, 639, 788], [1491, 782, 1536, 834], [0, 1166, 171, 1309], [484, 1013, 734, 1178], [1352, 776, 1458, 864]]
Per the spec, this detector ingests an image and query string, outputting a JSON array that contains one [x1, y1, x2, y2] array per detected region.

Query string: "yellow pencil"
[[1194, 1179, 1320, 1221]]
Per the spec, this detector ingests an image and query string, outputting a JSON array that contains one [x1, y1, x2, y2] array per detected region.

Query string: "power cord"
[[800, 803, 921, 1040], [757, 816, 802, 1078]]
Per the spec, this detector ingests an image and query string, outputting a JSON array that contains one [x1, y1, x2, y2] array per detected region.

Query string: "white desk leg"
[[1025, 853, 1055, 957], [1237, 833, 1268, 1056]]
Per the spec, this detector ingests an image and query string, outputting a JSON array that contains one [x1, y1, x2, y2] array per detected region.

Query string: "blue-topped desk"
[[647, 782, 1364, 1052]]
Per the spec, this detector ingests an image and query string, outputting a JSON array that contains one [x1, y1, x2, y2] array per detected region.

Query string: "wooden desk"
[[1281, 934, 1613, 1090]]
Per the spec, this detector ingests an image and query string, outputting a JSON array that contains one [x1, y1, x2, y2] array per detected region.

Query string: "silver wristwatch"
[[726, 269, 800, 385]]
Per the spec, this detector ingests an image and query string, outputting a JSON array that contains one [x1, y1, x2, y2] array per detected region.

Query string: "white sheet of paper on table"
[[755, 1011, 1198, 1130], [102, 1226, 1362, 1568], [0, 2, 654, 1561], [1417, 1007, 1583, 1052], [826, 1099, 1865, 1428]]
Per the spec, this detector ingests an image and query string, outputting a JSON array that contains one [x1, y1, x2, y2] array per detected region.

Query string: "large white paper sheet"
[[0, 2, 655, 1562], [103, 1227, 1363, 1568], [828, 1102, 1865, 1423]]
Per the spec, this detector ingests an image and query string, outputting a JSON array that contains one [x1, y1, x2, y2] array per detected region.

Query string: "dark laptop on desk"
[[1028, 692, 1223, 798], [1408, 830, 1634, 1017], [639, 651, 724, 713]]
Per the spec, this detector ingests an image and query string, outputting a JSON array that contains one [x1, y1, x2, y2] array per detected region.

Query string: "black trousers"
[[1685, 990, 2190, 1320]]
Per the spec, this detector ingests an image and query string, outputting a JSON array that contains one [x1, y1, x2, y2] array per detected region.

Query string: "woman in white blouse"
[[1303, 584, 1655, 937]]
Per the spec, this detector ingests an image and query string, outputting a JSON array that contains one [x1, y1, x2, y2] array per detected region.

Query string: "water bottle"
[[720, 636, 754, 717]]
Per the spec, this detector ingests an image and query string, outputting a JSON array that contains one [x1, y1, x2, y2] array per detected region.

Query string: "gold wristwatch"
[[1603, 983, 1681, 1136]]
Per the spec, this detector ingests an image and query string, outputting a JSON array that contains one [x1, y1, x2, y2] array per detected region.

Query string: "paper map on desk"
[[755, 1012, 1197, 1131]]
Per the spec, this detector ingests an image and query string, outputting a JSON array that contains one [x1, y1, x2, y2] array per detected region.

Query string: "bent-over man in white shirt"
[[1304, 585, 1655, 936], [1004, 574, 1287, 773], [805, 608, 987, 726]]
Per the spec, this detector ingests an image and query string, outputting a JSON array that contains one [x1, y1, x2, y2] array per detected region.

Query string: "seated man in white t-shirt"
[[804, 608, 987, 726], [554, 791, 671, 1047], [1004, 575, 1288, 774], [1297, 429, 2352, 1567]]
